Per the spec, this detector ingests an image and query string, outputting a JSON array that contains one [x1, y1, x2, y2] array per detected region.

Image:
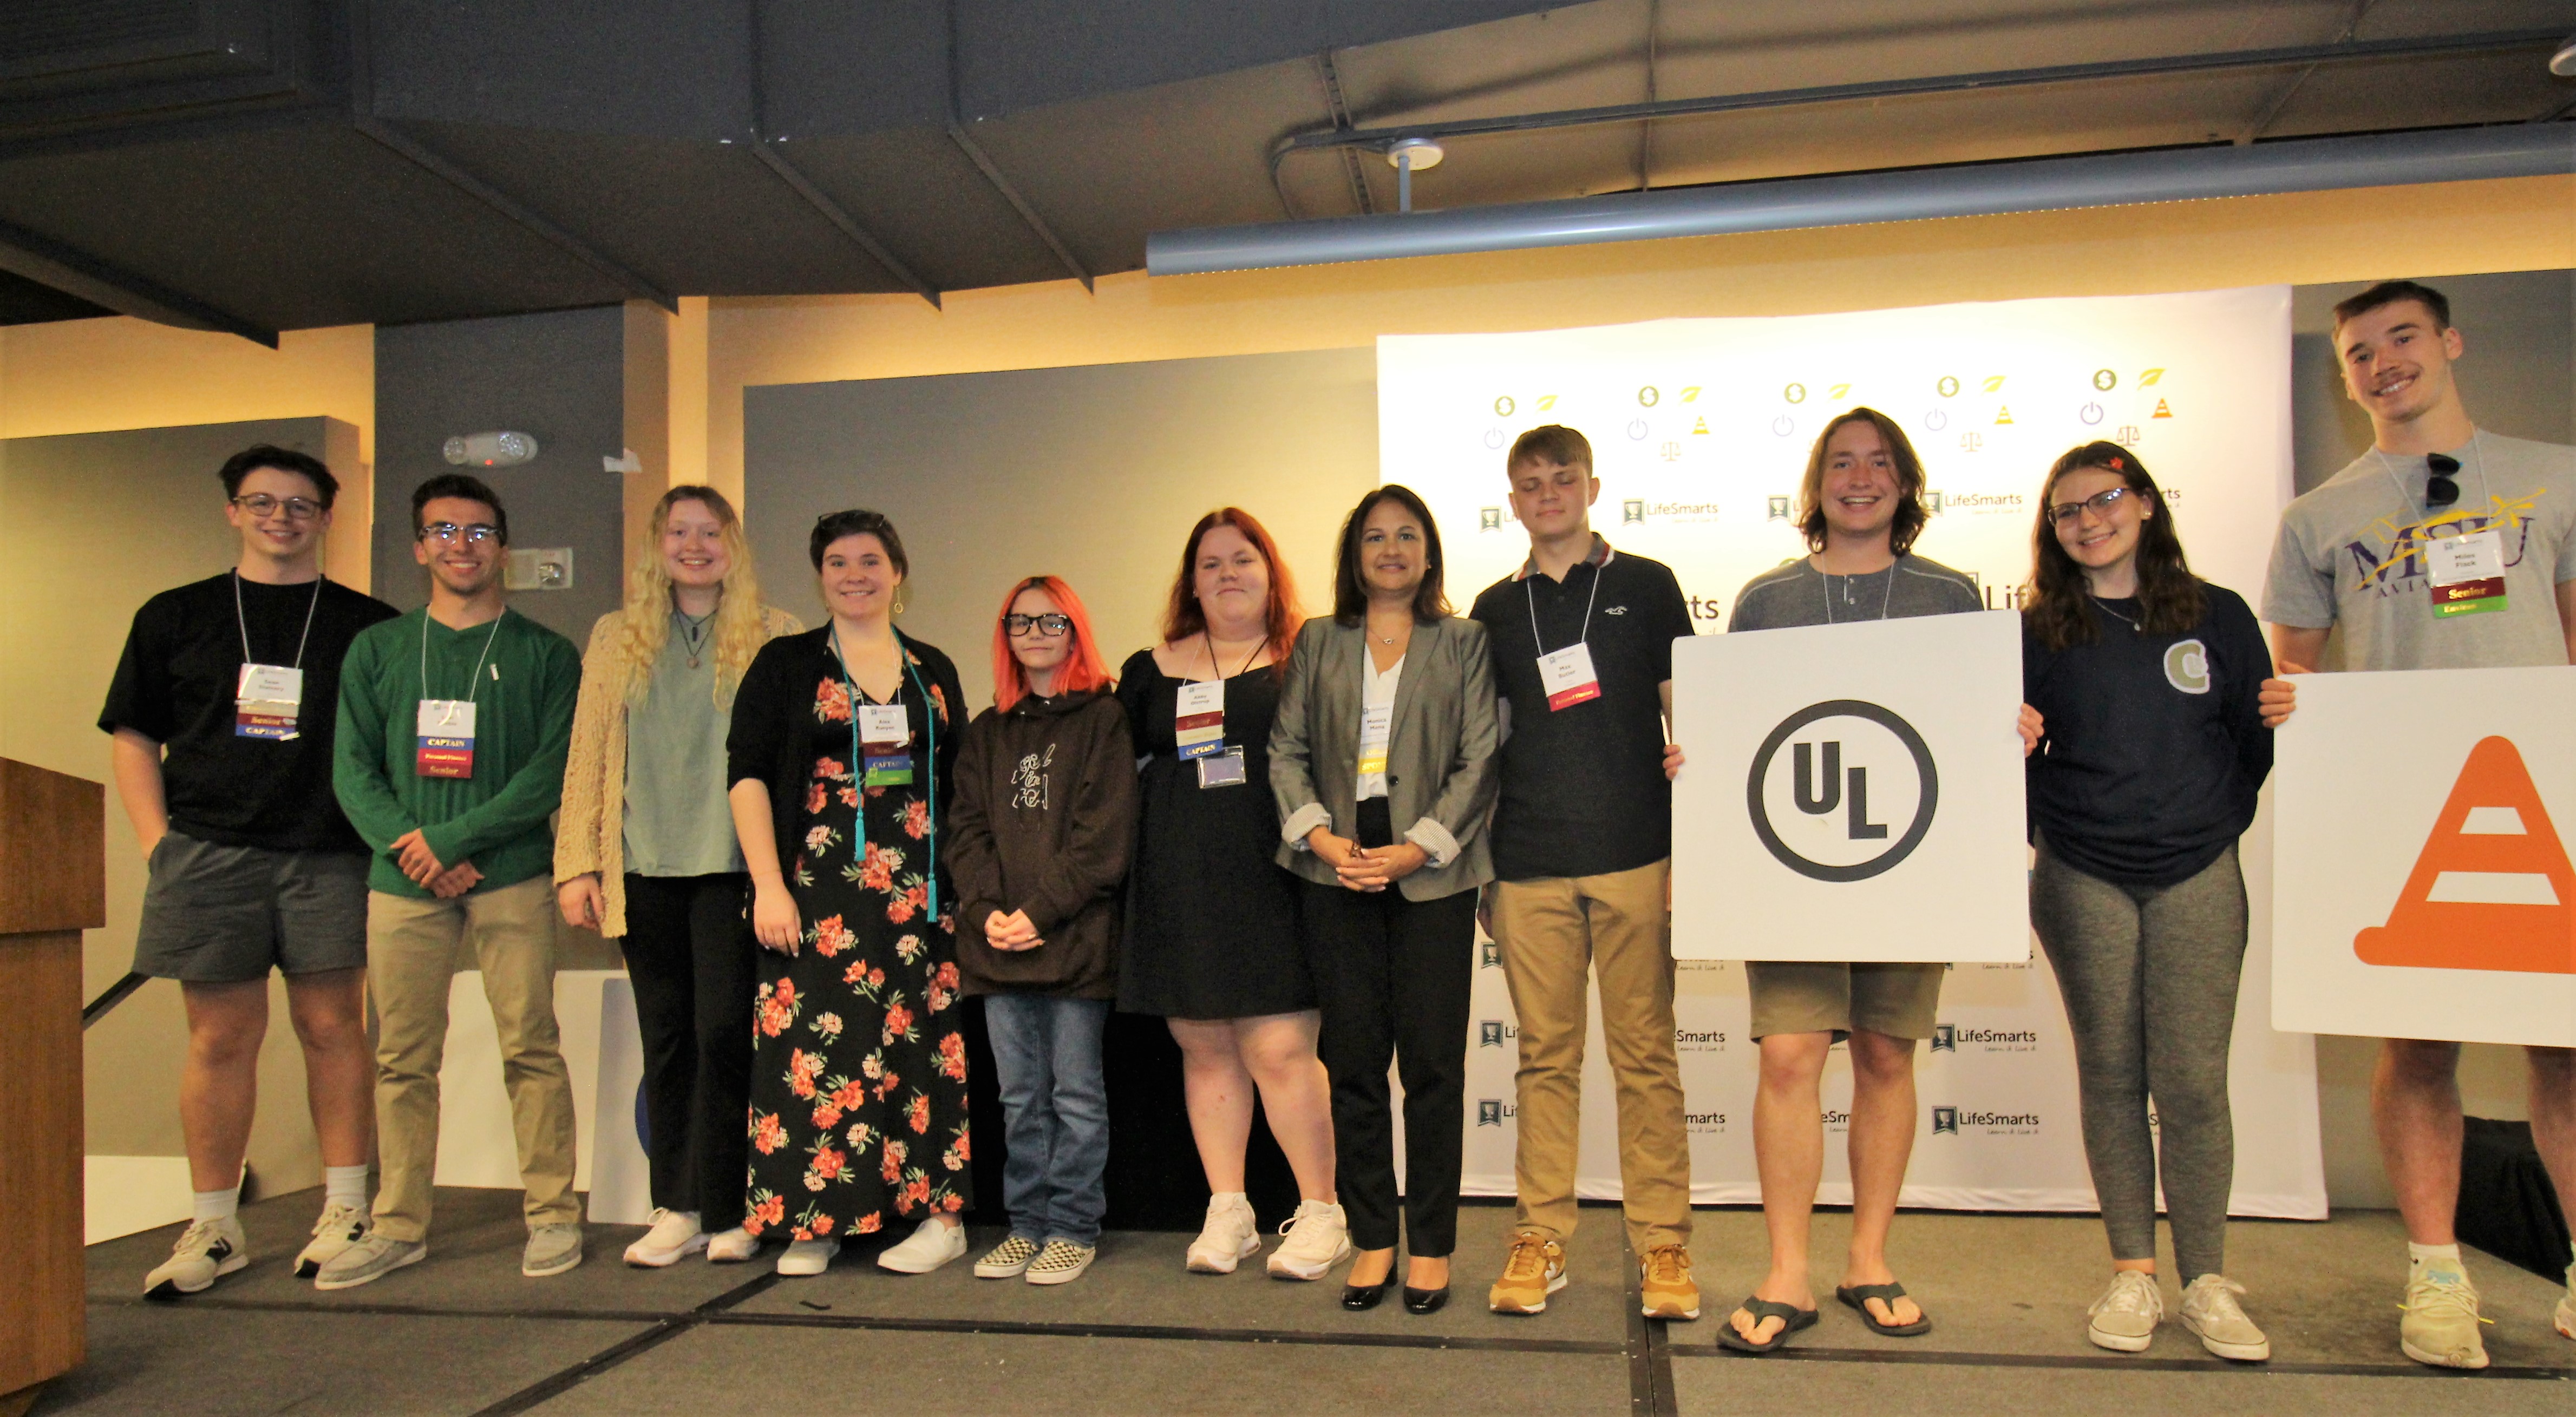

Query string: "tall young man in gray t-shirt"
[[2262, 280, 2576, 1367], [1715, 408, 1983, 1352]]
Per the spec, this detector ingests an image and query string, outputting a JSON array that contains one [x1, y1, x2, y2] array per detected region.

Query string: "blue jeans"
[[983, 994, 1111, 1247]]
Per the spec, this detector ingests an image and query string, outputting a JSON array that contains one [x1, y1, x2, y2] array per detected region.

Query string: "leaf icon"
[[1828, 384, 1849, 398], [1680, 386, 1702, 403], [1982, 375, 2006, 393], [2139, 368, 2165, 386], [1537, 395, 1558, 410]]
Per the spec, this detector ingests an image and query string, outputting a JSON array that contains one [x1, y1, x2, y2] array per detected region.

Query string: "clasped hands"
[[984, 909, 1045, 952], [390, 828, 481, 898], [1306, 826, 1428, 893]]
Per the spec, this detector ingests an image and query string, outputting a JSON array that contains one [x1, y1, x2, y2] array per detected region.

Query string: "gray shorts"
[[133, 830, 370, 983]]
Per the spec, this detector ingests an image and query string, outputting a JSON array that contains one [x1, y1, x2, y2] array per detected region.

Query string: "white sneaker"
[[624, 1209, 707, 1268], [2179, 1274, 2270, 1361], [294, 1203, 368, 1278], [877, 1218, 967, 1274], [145, 1216, 249, 1299], [776, 1237, 840, 1277], [2086, 1269, 2163, 1353], [705, 1226, 758, 1263], [2400, 1266, 2490, 1369], [1185, 1192, 1260, 1274], [1265, 1199, 1352, 1281]]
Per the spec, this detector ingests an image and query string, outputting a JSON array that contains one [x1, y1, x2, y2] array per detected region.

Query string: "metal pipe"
[[1150, 124, 2576, 277]]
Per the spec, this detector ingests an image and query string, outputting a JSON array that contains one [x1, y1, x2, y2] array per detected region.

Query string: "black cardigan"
[[726, 626, 965, 897]]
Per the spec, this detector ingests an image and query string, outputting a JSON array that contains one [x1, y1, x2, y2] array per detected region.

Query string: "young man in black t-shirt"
[[1469, 425, 1701, 1322], [99, 445, 398, 1298]]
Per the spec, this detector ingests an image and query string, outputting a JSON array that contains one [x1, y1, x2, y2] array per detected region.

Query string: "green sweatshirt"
[[334, 605, 581, 897]]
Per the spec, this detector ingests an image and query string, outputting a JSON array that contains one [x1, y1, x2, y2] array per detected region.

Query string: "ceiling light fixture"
[[1385, 137, 1444, 213]]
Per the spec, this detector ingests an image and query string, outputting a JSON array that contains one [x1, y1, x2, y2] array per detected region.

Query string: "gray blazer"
[[1268, 613, 1500, 901]]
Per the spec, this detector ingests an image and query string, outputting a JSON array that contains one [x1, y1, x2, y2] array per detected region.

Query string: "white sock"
[[1212, 1191, 1248, 1209], [323, 1165, 369, 1212], [2408, 1242, 2463, 1277], [192, 1188, 239, 1224]]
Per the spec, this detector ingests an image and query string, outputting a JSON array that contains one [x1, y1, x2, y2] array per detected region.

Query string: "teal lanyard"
[[829, 627, 940, 922]]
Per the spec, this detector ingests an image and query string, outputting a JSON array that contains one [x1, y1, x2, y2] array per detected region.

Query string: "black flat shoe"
[[1403, 1285, 1450, 1315], [1342, 1277, 1396, 1310]]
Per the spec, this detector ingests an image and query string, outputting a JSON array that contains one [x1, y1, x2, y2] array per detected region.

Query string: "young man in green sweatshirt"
[[318, 473, 584, 1290]]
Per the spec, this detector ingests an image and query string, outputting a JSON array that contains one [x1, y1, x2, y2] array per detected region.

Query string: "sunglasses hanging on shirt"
[[2424, 453, 2461, 509]]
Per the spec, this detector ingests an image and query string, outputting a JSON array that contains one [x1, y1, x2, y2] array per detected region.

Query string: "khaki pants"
[[366, 875, 578, 1242], [1491, 858, 1691, 1251]]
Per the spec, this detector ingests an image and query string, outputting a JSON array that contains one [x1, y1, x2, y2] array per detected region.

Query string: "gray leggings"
[[2030, 838, 2246, 1280]]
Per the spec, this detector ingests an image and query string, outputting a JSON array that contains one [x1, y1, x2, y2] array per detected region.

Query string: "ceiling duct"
[[1149, 124, 2576, 278]]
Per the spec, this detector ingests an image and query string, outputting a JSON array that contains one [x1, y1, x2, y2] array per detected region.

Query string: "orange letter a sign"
[[2356, 736, 2576, 974]]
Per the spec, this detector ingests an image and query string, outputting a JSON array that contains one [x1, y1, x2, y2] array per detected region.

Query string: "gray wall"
[[742, 348, 1380, 711], [374, 307, 629, 645], [0, 417, 345, 1188]]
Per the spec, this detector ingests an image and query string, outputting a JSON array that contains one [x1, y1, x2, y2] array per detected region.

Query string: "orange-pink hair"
[[991, 575, 1116, 712]]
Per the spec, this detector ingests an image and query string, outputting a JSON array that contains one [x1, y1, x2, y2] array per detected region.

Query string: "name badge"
[[860, 703, 914, 786], [1536, 642, 1602, 711], [236, 664, 304, 740], [1175, 679, 1226, 760], [1196, 746, 1248, 789], [416, 699, 476, 779], [2428, 527, 2508, 618], [1356, 703, 1394, 779]]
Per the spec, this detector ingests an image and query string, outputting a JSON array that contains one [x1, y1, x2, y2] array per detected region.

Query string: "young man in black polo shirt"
[[1470, 424, 1700, 1321], [100, 445, 399, 1297]]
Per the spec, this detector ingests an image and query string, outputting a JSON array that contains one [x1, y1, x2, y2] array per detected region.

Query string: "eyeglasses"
[[2425, 453, 2461, 509], [1004, 613, 1073, 638], [233, 494, 323, 521], [2044, 486, 2133, 528], [419, 522, 500, 546]]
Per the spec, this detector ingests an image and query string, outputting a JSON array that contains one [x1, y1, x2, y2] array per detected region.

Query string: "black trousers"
[[621, 872, 757, 1230], [1300, 806, 1477, 1255]]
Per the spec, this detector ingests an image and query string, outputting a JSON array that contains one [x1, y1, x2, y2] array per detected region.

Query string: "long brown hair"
[[1798, 407, 1931, 556], [2022, 442, 2206, 651], [1331, 484, 1450, 626], [1161, 507, 1301, 673]]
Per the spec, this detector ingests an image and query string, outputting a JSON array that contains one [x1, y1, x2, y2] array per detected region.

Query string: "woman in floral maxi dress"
[[727, 510, 969, 1276]]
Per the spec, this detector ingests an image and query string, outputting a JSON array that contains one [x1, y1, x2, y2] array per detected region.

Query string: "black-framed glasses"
[[1004, 613, 1073, 638], [233, 493, 323, 521], [419, 522, 500, 545], [2425, 453, 2461, 509], [2044, 486, 2132, 528]]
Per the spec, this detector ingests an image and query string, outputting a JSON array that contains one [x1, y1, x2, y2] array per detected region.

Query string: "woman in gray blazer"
[[1270, 484, 1500, 1315]]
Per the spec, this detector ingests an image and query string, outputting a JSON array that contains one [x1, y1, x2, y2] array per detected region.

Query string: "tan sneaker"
[[1489, 1230, 1567, 1315], [1639, 1244, 1699, 1320], [2400, 1267, 2490, 1369], [2179, 1274, 2269, 1361]]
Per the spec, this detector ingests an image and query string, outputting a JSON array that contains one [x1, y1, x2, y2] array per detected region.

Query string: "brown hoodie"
[[945, 688, 1137, 998]]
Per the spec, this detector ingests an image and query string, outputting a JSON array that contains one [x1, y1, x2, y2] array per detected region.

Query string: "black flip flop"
[[1716, 1297, 1820, 1353], [1835, 1281, 1932, 1337]]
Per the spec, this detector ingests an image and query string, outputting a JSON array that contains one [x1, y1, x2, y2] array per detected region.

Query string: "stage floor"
[[41, 1188, 2576, 1415]]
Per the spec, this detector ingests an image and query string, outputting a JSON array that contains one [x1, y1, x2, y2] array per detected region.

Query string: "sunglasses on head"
[[2425, 454, 2461, 510]]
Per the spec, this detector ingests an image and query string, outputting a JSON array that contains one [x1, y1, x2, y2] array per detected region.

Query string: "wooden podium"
[[0, 760, 102, 1409]]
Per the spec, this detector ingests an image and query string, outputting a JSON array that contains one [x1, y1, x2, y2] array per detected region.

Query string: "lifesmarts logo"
[[1931, 1106, 2042, 1136], [1747, 700, 1938, 882]]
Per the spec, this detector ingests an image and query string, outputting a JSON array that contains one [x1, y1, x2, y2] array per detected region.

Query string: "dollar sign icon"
[[1783, 383, 1807, 405], [1936, 376, 1960, 398], [2093, 369, 2117, 391], [1494, 396, 1515, 417], [1638, 386, 1660, 408]]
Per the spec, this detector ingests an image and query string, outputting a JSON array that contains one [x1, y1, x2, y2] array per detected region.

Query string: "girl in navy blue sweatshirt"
[[2020, 441, 2281, 1364]]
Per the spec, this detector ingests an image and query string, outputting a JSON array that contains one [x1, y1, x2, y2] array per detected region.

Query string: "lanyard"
[[1202, 628, 1265, 682], [1524, 559, 1602, 657], [2376, 432, 2492, 527], [1821, 557, 1898, 625], [830, 626, 943, 920], [235, 571, 322, 670], [419, 609, 502, 704]]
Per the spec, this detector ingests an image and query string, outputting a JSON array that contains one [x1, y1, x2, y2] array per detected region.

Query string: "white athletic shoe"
[[877, 1218, 967, 1274], [1265, 1199, 1352, 1281], [776, 1237, 840, 1277], [1185, 1192, 1260, 1274], [623, 1209, 707, 1268], [294, 1203, 368, 1278], [2086, 1270, 2163, 1353], [2179, 1274, 2270, 1361], [145, 1216, 249, 1299], [2400, 1267, 2490, 1369], [705, 1226, 758, 1264]]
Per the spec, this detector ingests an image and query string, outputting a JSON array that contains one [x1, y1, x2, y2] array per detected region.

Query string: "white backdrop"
[[1382, 287, 2328, 1216]]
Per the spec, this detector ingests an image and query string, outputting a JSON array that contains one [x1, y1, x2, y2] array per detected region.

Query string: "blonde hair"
[[616, 485, 771, 707]]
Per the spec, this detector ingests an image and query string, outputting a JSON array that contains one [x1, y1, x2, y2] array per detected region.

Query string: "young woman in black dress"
[[1118, 508, 1348, 1281]]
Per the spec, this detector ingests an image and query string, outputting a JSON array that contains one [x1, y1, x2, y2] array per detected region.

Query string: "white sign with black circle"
[[1671, 610, 2029, 962]]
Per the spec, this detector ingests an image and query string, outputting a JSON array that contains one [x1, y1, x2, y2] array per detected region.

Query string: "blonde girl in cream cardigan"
[[556, 484, 798, 1266]]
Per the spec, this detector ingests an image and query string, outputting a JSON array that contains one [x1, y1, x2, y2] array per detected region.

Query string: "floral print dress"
[[738, 636, 967, 1244]]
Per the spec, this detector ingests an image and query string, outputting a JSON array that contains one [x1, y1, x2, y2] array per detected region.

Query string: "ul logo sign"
[[1747, 700, 1939, 882]]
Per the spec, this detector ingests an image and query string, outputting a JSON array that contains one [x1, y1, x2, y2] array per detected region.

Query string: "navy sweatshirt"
[[2022, 585, 2273, 887]]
